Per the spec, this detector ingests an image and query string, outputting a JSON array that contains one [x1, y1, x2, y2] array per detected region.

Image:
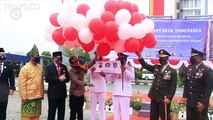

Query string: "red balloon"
[[143, 33, 157, 48], [101, 11, 115, 23], [63, 27, 78, 41], [130, 12, 143, 25], [104, 0, 119, 14], [97, 42, 111, 56], [93, 30, 105, 40], [105, 21, 118, 36], [89, 18, 105, 34], [78, 39, 95, 52], [52, 28, 66, 45], [140, 13, 146, 20], [49, 13, 60, 27], [106, 34, 119, 42], [119, 1, 133, 13], [133, 59, 140, 64], [77, 4, 90, 16], [132, 3, 139, 12], [138, 39, 144, 52], [124, 38, 140, 53]]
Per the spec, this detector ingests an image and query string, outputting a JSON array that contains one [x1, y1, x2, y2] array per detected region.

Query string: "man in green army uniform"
[[182, 48, 213, 120], [135, 49, 177, 120]]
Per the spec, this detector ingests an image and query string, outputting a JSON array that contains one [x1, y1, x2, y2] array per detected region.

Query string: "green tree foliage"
[[177, 63, 187, 87], [62, 46, 91, 62], [41, 51, 52, 69]]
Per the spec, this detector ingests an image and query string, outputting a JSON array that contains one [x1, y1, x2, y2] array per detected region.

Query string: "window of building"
[[178, 0, 202, 18]]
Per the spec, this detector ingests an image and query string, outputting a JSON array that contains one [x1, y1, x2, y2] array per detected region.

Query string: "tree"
[[41, 51, 52, 69], [178, 63, 187, 87], [62, 46, 91, 62]]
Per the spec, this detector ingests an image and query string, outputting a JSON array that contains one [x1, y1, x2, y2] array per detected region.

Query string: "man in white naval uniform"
[[108, 53, 135, 120], [88, 53, 107, 120]]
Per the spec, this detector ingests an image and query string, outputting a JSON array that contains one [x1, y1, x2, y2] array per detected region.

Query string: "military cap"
[[0, 48, 5, 52], [52, 51, 62, 57], [190, 48, 206, 57], [158, 49, 171, 58], [117, 53, 128, 58]]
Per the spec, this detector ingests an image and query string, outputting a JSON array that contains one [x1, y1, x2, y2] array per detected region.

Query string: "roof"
[[6, 53, 30, 63]]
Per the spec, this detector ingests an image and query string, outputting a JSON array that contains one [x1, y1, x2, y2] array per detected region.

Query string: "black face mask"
[[0, 56, 6, 61], [159, 57, 168, 65], [190, 57, 196, 65], [120, 59, 126, 65], [56, 57, 63, 64], [33, 57, 40, 64]]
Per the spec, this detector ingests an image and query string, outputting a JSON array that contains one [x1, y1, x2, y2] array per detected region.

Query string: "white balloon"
[[118, 23, 133, 40], [142, 19, 155, 33], [132, 23, 147, 39], [45, 23, 58, 34], [57, 3, 76, 28], [78, 28, 93, 44], [115, 9, 131, 25], [70, 14, 88, 31], [57, 12, 73, 28], [86, 8, 102, 22], [44, 34, 54, 42]]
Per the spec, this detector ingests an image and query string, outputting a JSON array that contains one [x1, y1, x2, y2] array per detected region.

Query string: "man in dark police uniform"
[[135, 49, 177, 120], [182, 48, 213, 120]]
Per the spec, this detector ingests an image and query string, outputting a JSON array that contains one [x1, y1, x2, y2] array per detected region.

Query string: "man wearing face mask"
[[87, 52, 107, 120], [182, 48, 213, 120], [107, 53, 135, 120], [45, 51, 70, 120], [135, 49, 177, 120], [19, 47, 44, 120], [69, 55, 96, 120], [0, 48, 15, 120]]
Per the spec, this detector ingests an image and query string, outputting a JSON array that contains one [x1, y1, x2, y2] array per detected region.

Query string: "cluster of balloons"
[[46, 0, 157, 56]]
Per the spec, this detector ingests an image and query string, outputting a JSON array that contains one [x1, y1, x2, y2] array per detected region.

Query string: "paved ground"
[[6, 78, 184, 120], [7, 91, 113, 120]]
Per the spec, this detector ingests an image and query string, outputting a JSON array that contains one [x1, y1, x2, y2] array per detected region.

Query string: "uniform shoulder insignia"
[[204, 64, 211, 69]]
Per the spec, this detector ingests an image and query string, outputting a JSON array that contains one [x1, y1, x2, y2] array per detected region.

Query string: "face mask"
[[190, 57, 196, 65], [33, 57, 40, 64], [57, 57, 63, 64], [159, 57, 168, 65]]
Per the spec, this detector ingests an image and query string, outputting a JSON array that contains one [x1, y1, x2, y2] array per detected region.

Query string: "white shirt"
[[0, 62, 4, 74], [88, 66, 106, 93]]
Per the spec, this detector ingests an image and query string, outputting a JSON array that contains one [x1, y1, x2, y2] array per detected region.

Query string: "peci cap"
[[0, 48, 6, 60], [158, 49, 171, 58], [52, 51, 62, 57], [190, 48, 206, 57]]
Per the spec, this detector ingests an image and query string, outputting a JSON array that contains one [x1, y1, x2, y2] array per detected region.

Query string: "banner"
[[209, 20, 213, 60], [126, 20, 209, 60], [93, 61, 121, 74]]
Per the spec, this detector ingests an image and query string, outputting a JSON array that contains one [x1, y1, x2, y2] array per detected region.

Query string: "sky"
[[0, 0, 149, 55]]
